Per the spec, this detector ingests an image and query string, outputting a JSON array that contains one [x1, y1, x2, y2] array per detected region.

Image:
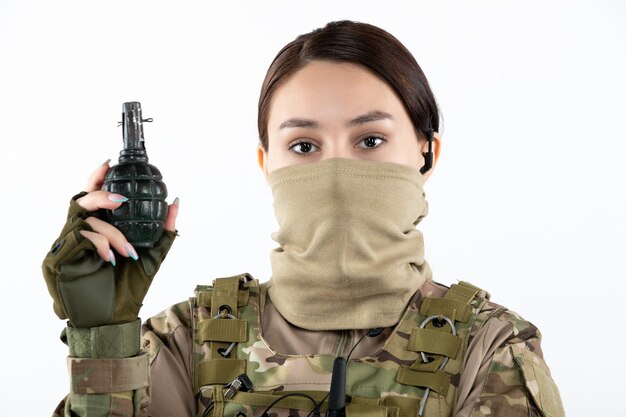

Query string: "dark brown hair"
[[257, 20, 440, 151]]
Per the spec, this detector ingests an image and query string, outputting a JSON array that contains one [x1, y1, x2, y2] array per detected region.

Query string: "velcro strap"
[[68, 354, 149, 394], [197, 359, 246, 385], [232, 391, 321, 410], [381, 395, 419, 417], [407, 328, 462, 359], [211, 276, 244, 317], [196, 290, 250, 308], [197, 319, 247, 343], [65, 319, 141, 358], [346, 403, 397, 417], [395, 367, 451, 395], [350, 396, 380, 406], [445, 282, 479, 304], [419, 298, 472, 323]]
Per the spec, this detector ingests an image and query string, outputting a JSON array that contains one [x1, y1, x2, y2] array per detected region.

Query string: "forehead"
[[267, 61, 407, 128]]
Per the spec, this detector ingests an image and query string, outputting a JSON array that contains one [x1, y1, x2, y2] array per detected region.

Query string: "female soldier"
[[43, 20, 565, 417]]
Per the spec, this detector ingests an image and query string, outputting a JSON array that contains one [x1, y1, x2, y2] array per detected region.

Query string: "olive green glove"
[[42, 191, 177, 328]]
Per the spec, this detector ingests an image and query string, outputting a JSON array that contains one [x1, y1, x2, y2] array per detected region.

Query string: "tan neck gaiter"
[[267, 157, 432, 331]]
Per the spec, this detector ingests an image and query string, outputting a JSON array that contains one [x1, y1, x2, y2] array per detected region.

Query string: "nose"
[[319, 139, 354, 161]]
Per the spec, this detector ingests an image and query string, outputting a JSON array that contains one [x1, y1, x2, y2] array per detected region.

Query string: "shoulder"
[[427, 281, 565, 417], [141, 299, 192, 360], [473, 307, 564, 417], [422, 280, 540, 346], [142, 299, 192, 336], [472, 290, 544, 358]]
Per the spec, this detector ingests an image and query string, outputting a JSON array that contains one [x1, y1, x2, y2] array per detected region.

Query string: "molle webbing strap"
[[197, 319, 247, 343], [195, 274, 251, 387], [418, 298, 472, 323], [229, 392, 321, 410], [208, 276, 245, 359], [346, 402, 398, 417], [445, 281, 481, 302], [210, 276, 244, 317], [410, 355, 446, 373], [395, 367, 451, 396], [380, 395, 418, 417], [351, 396, 413, 417], [197, 358, 247, 385], [68, 354, 149, 394], [350, 396, 379, 406], [223, 393, 399, 417], [407, 328, 462, 359], [397, 281, 485, 394], [209, 385, 225, 417], [64, 319, 141, 359], [196, 289, 249, 309], [419, 281, 481, 322]]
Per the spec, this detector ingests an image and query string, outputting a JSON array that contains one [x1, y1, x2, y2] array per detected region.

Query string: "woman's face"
[[257, 60, 439, 179]]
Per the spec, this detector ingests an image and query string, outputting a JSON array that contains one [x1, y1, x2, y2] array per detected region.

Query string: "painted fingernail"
[[108, 249, 116, 266], [108, 193, 128, 202], [101, 158, 111, 167], [173, 197, 180, 206], [125, 242, 139, 261]]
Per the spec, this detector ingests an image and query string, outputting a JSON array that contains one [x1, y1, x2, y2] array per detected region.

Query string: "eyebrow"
[[349, 110, 393, 126], [278, 110, 393, 130], [279, 118, 319, 129]]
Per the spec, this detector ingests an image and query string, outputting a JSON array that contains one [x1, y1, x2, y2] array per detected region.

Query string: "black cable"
[[201, 401, 214, 417], [345, 332, 368, 363], [206, 328, 387, 417], [260, 393, 318, 417], [306, 392, 329, 417], [307, 327, 384, 417]]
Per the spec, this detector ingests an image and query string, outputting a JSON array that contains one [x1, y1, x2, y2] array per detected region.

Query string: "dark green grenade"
[[101, 101, 168, 248]]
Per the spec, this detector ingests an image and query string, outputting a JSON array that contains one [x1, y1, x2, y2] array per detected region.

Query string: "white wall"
[[1, 1, 624, 415]]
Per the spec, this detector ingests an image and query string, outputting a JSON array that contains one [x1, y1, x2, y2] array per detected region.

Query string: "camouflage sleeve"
[[469, 310, 566, 417], [52, 389, 148, 417], [50, 320, 151, 417], [141, 300, 196, 417], [51, 300, 195, 417]]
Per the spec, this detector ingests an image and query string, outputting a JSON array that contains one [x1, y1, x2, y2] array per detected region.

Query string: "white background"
[[1, 1, 624, 416]]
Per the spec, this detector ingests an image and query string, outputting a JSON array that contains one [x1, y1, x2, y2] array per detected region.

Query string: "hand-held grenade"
[[101, 101, 168, 248]]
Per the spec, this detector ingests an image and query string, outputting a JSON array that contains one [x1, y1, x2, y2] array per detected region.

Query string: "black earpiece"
[[420, 129, 435, 175], [367, 327, 385, 337]]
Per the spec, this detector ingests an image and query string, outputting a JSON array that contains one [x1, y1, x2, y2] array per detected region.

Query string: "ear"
[[421, 132, 441, 182], [256, 144, 269, 177]]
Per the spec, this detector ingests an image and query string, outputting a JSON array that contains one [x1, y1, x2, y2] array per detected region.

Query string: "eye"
[[356, 135, 386, 149], [289, 141, 320, 155]]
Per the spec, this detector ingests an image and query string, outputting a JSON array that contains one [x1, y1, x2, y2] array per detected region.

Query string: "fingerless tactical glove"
[[42, 191, 177, 328]]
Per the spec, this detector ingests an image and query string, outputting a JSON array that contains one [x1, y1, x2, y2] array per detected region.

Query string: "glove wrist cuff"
[[63, 318, 141, 358]]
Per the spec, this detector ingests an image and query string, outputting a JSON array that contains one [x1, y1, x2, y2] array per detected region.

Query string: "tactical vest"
[[190, 273, 490, 417]]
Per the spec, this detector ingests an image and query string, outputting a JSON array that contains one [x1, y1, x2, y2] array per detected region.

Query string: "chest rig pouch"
[[191, 274, 490, 417]]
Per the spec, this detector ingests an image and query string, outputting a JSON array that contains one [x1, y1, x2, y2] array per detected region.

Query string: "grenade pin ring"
[[213, 305, 238, 358], [417, 315, 457, 416]]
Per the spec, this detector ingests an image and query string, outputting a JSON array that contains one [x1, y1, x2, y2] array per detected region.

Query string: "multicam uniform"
[[52, 273, 565, 417]]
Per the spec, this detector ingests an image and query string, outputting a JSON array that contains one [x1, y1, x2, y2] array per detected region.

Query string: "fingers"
[[79, 216, 140, 265], [85, 159, 111, 192], [85, 216, 138, 259], [164, 197, 179, 232], [79, 159, 129, 211], [76, 190, 128, 212], [79, 230, 117, 266]]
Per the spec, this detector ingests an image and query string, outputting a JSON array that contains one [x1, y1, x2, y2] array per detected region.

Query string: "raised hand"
[[42, 160, 179, 328]]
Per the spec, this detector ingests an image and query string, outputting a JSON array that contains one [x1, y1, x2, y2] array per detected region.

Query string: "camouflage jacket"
[[53, 277, 565, 417]]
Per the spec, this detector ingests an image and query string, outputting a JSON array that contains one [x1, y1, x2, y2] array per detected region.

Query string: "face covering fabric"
[[266, 157, 432, 331]]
